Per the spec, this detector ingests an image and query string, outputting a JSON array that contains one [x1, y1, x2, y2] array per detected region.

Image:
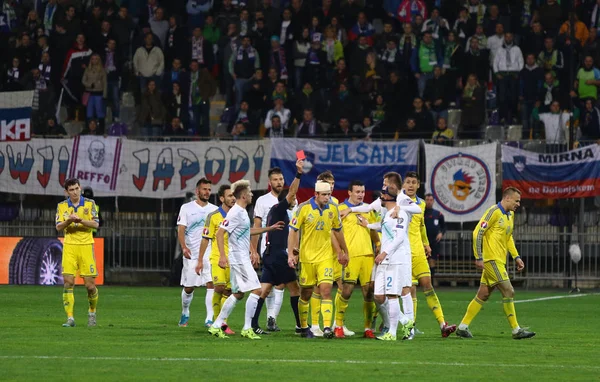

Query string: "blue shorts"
[[261, 261, 297, 286]]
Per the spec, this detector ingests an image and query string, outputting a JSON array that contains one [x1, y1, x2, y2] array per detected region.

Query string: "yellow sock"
[[363, 301, 376, 329], [461, 297, 485, 326], [335, 296, 349, 327], [63, 287, 74, 318], [412, 297, 418, 323], [88, 288, 98, 313], [310, 292, 321, 327], [299, 299, 310, 328], [502, 297, 519, 330], [321, 299, 333, 328], [212, 292, 223, 319], [424, 288, 445, 325]]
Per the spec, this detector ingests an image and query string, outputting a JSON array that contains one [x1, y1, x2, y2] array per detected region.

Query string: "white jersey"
[[351, 191, 421, 230], [177, 201, 218, 259], [221, 203, 252, 265], [254, 192, 279, 255], [380, 208, 411, 265]]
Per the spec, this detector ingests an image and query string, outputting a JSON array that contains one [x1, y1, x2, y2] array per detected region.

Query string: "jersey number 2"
[[386, 277, 392, 288], [315, 221, 325, 230], [324, 268, 333, 277]]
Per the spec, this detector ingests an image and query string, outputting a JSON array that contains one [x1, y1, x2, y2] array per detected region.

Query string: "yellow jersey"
[[290, 197, 342, 263], [55, 197, 99, 245], [473, 203, 519, 265], [408, 196, 429, 257], [338, 200, 376, 257], [331, 196, 339, 205], [203, 207, 229, 261]]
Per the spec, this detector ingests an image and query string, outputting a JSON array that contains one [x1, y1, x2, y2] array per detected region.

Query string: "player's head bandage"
[[315, 181, 331, 192]]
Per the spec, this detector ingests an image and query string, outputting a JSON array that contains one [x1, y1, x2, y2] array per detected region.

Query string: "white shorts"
[[230, 262, 261, 293], [373, 263, 412, 296], [180, 256, 211, 287]]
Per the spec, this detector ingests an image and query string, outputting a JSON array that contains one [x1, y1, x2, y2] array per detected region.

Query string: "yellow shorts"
[[480, 261, 510, 287], [210, 257, 231, 289], [62, 243, 97, 277], [412, 254, 431, 285], [299, 259, 334, 287], [333, 256, 343, 282], [343, 255, 374, 285]]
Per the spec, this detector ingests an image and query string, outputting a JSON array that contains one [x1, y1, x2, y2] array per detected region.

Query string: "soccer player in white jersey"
[[374, 187, 415, 341], [208, 180, 285, 339], [251, 167, 288, 331], [177, 178, 218, 327]]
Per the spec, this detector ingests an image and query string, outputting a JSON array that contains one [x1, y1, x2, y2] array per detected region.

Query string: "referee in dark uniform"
[[424, 193, 446, 280], [251, 159, 304, 335]]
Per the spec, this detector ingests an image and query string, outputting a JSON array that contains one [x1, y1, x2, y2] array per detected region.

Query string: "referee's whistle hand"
[[269, 221, 285, 231]]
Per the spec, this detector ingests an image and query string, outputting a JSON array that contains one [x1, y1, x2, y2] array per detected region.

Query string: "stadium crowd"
[[1, 0, 600, 144]]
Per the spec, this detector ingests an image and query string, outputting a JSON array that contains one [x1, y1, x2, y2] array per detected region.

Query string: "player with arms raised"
[[456, 187, 535, 339], [177, 178, 218, 327], [208, 180, 284, 339], [196, 184, 236, 335], [55, 178, 100, 327], [288, 181, 349, 339]]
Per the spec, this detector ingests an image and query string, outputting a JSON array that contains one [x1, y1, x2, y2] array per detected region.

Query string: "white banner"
[[425, 143, 497, 222], [117, 139, 270, 198], [1, 91, 34, 141], [68, 136, 123, 194]]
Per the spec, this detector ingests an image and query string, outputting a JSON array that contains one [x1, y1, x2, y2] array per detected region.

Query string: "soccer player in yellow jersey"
[[288, 181, 349, 339], [309, 171, 342, 336], [55, 178, 100, 328], [403, 171, 456, 338], [334, 180, 380, 339], [457, 188, 536, 340], [197, 184, 236, 335]]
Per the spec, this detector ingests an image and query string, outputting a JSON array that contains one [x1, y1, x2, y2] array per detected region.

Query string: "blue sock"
[[252, 297, 265, 328]]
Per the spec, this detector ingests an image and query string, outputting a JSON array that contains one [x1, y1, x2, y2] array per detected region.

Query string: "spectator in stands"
[[16, 34, 37, 73], [309, 15, 323, 40], [487, 23, 505, 65], [323, 26, 344, 68], [559, 12, 589, 47], [140, 0, 159, 27], [348, 12, 375, 46], [349, 34, 373, 82], [483, 4, 502, 37], [382, 70, 406, 128], [269, 36, 288, 81], [453, 7, 473, 43], [583, 28, 600, 68], [39, 52, 52, 83], [138, 79, 166, 136], [38, 116, 67, 136], [303, 33, 328, 93], [293, 26, 310, 91], [333, 58, 349, 90], [532, 100, 571, 149], [163, 58, 187, 94], [411, 31, 441, 97], [424, 65, 452, 122], [293, 81, 321, 122], [537, 70, 561, 114], [571, 55, 600, 105], [359, 51, 385, 98], [462, 35, 489, 86], [378, 35, 402, 74], [397, 116, 419, 139], [422, 7, 449, 45], [149, 8, 169, 51], [579, 98, 600, 145], [431, 116, 454, 145], [188, 59, 217, 136], [258, 0, 280, 35], [253, 18, 270, 70], [460, 73, 485, 139], [465, 24, 487, 54], [239, 8, 251, 38], [230, 121, 247, 140], [520, 53, 544, 138], [58, 5, 82, 43], [81, 119, 101, 135], [264, 114, 286, 138], [369, 93, 386, 128], [104, 39, 122, 122], [493, 32, 524, 124], [189, 27, 214, 70], [537, 37, 564, 73], [539, 0, 563, 37], [82, 54, 107, 133], [229, 35, 260, 110], [396, 0, 427, 25], [218, 24, 239, 107], [234, 100, 260, 135], [202, 15, 220, 46], [23, 66, 55, 129], [186, 0, 213, 30], [111, 7, 135, 60], [335, 116, 365, 139], [164, 116, 187, 137], [245, 77, 267, 119], [328, 81, 361, 126], [407, 96, 434, 136], [5, 57, 22, 91], [265, 95, 291, 132], [412, 15, 426, 38], [133, 32, 165, 93], [164, 81, 186, 124], [330, 16, 349, 47], [296, 108, 323, 137], [62, 34, 93, 120], [43, 0, 58, 32], [522, 21, 546, 58]]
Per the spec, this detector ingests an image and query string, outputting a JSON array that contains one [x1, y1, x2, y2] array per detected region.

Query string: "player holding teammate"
[[55, 178, 100, 327], [252, 167, 288, 332], [251, 159, 304, 334], [457, 187, 535, 339], [288, 181, 349, 339], [197, 184, 236, 335], [403, 171, 456, 338], [208, 180, 284, 339], [374, 187, 415, 341], [334, 180, 380, 338], [177, 178, 218, 327]]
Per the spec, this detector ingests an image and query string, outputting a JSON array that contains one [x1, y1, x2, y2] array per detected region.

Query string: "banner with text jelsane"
[[0, 138, 73, 195], [270, 139, 419, 201], [425, 143, 497, 222], [117, 139, 270, 198], [502, 144, 600, 199], [0, 91, 34, 141]]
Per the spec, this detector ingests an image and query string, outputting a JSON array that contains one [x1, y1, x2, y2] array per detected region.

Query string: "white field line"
[[514, 293, 600, 304], [0, 355, 598, 370]]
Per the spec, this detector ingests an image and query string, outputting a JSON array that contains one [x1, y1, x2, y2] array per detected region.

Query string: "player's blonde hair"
[[231, 179, 251, 198]]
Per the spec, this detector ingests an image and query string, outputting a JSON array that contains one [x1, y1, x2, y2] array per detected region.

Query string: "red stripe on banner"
[[110, 139, 121, 190], [69, 136, 79, 178], [502, 178, 600, 199]]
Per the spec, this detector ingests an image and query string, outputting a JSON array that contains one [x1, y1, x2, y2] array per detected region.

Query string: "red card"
[[296, 150, 306, 160]]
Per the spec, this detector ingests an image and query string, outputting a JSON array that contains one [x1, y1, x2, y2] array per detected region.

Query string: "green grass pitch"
[[0, 286, 599, 381]]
